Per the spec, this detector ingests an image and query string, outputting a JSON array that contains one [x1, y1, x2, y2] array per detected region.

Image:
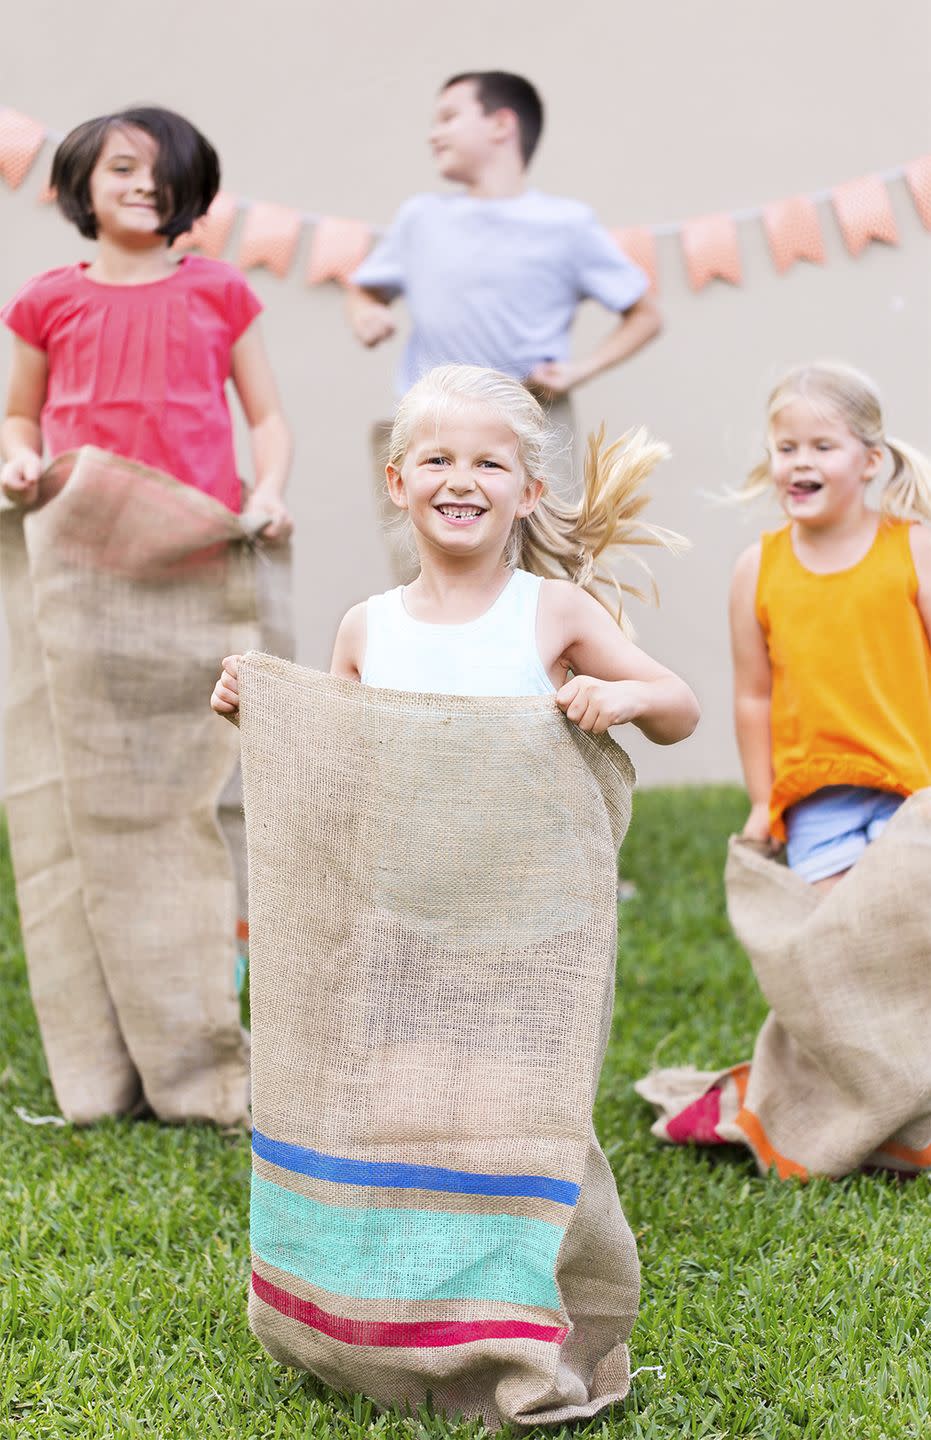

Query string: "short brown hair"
[[442, 72, 544, 166], [51, 106, 220, 244]]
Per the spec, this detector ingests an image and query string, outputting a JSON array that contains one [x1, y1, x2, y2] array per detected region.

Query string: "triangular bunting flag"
[[306, 216, 373, 285], [0, 108, 46, 189], [681, 213, 742, 290], [762, 195, 826, 274], [905, 155, 931, 231], [174, 191, 238, 258], [831, 174, 899, 256], [238, 202, 302, 278]]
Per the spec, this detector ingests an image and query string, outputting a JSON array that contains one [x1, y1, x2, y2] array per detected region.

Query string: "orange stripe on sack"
[[236, 918, 249, 943], [873, 1138, 931, 1167], [734, 1104, 808, 1181], [728, 1063, 751, 1103], [727, 1066, 807, 1180]]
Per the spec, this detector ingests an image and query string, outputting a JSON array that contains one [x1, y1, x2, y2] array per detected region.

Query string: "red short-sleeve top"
[[1, 256, 262, 511]]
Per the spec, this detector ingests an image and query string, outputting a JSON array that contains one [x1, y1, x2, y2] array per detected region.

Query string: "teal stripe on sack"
[[251, 1174, 563, 1307]]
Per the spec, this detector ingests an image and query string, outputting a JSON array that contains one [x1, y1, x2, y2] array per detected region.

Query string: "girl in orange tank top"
[[729, 363, 931, 889]]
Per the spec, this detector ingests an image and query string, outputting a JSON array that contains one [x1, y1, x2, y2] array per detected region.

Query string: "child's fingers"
[[555, 676, 583, 710], [1, 472, 39, 504], [221, 655, 241, 676]]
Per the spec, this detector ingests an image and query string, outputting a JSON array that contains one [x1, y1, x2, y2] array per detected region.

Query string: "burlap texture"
[[238, 655, 640, 1430], [1, 446, 259, 1124], [636, 791, 931, 1179], [217, 522, 294, 933]]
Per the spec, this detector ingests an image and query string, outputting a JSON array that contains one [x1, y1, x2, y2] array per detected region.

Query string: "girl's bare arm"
[[230, 322, 293, 541], [329, 603, 366, 681], [541, 580, 700, 744], [1, 337, 47, 503], [729, 543, 773, 839]]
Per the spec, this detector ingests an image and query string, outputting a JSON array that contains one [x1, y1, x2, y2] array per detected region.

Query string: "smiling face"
[[386, 402, 544, 561], [769, 395, 883, 532], [429, 81, 508, 182], [87, 126, 166, 243]]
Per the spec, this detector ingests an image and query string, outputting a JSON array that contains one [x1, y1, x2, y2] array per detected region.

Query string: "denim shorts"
[[784, 785, 905, 882]]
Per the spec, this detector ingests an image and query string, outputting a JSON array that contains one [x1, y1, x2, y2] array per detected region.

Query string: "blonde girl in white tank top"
[[213, 365, 699, 746]]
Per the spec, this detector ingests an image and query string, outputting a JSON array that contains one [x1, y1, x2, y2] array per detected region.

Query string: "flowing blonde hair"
[[387, 364, 684, 627], [742, 362, 931, 522]]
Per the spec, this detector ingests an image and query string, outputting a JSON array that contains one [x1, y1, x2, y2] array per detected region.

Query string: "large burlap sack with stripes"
[[238, 655, 640, 1430], [636, 791, 931, 1179], [0, 446, 259, 1125]]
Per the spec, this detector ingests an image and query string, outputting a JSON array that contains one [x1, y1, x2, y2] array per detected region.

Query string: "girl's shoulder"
[[171, 256, 263, 336], [2, 265, 83, 347], [4, 263, 81, 310]]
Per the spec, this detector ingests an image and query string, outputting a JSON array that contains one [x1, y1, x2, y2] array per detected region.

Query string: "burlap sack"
[[0, 446, 259, 1125], [217, 518, 294, 968], [238, 655, 640, 1430], [636, 791, 931, 1179]]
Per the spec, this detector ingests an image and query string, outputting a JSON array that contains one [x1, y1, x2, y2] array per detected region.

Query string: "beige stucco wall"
[[2, 0, 930, 788]]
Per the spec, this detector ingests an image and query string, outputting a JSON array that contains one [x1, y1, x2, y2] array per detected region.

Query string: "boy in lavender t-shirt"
[[347, 71, 661, 576]]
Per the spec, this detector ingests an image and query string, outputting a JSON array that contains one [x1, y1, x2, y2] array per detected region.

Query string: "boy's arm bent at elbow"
[[527, 296, 662, 399], [730, 543, 774, 840]]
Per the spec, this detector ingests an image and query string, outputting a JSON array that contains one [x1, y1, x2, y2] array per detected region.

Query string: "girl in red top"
[[0, 105, 291, 531]]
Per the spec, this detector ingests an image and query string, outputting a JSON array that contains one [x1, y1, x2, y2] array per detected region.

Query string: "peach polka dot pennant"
[[681, 212, 742, 290], [0, 108, 46, 189], [237, 202, 302, 278], [904, 154, 931, 230], [831, 174, 899, 256], [306, 216, 373, 285], [612, 226, 658, 291], [174, 191, 239, 258], [762, 195, 826, 274]]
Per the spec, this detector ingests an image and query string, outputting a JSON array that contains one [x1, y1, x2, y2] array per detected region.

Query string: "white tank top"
[[361, 568, 556, 697]]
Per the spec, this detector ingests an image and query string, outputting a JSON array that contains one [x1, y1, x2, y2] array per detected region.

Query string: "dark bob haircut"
[[442, 72, 544, 166], [50, 106, 220, 244]]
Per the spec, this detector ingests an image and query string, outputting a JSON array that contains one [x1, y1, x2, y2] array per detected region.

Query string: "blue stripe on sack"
[[252, 1128, 580, 1206]]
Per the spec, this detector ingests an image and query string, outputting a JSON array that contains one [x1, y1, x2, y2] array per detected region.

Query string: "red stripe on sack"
[[236, 917, 249, 943], [251, 1270, 568, 1348], [666, 1086, 725, 1144]]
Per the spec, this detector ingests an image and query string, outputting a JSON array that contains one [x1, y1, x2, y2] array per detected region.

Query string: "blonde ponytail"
[[517, 424, 687, 629], [882, 436, 931, 524]]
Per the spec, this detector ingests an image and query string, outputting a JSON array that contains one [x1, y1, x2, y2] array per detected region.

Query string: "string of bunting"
[[2, 106, 929, 294]]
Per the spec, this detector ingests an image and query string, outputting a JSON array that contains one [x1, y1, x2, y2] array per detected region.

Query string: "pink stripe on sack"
[[251, 1270, 568, 1348], [666, 1086, 725, 1144]]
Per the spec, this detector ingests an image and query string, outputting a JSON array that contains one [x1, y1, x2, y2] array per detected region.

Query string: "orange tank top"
[[756, 519, 931, 840]]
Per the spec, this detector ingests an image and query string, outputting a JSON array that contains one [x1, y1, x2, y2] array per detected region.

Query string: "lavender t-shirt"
[[351, 189, 649, 394]]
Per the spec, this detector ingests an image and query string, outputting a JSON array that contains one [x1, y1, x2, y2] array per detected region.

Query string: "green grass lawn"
[[1, 788, 928, 1440]]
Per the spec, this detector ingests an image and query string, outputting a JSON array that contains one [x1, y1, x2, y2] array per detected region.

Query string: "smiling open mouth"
[[788, 481, 822, 495], [435, 504, 485, 522]]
